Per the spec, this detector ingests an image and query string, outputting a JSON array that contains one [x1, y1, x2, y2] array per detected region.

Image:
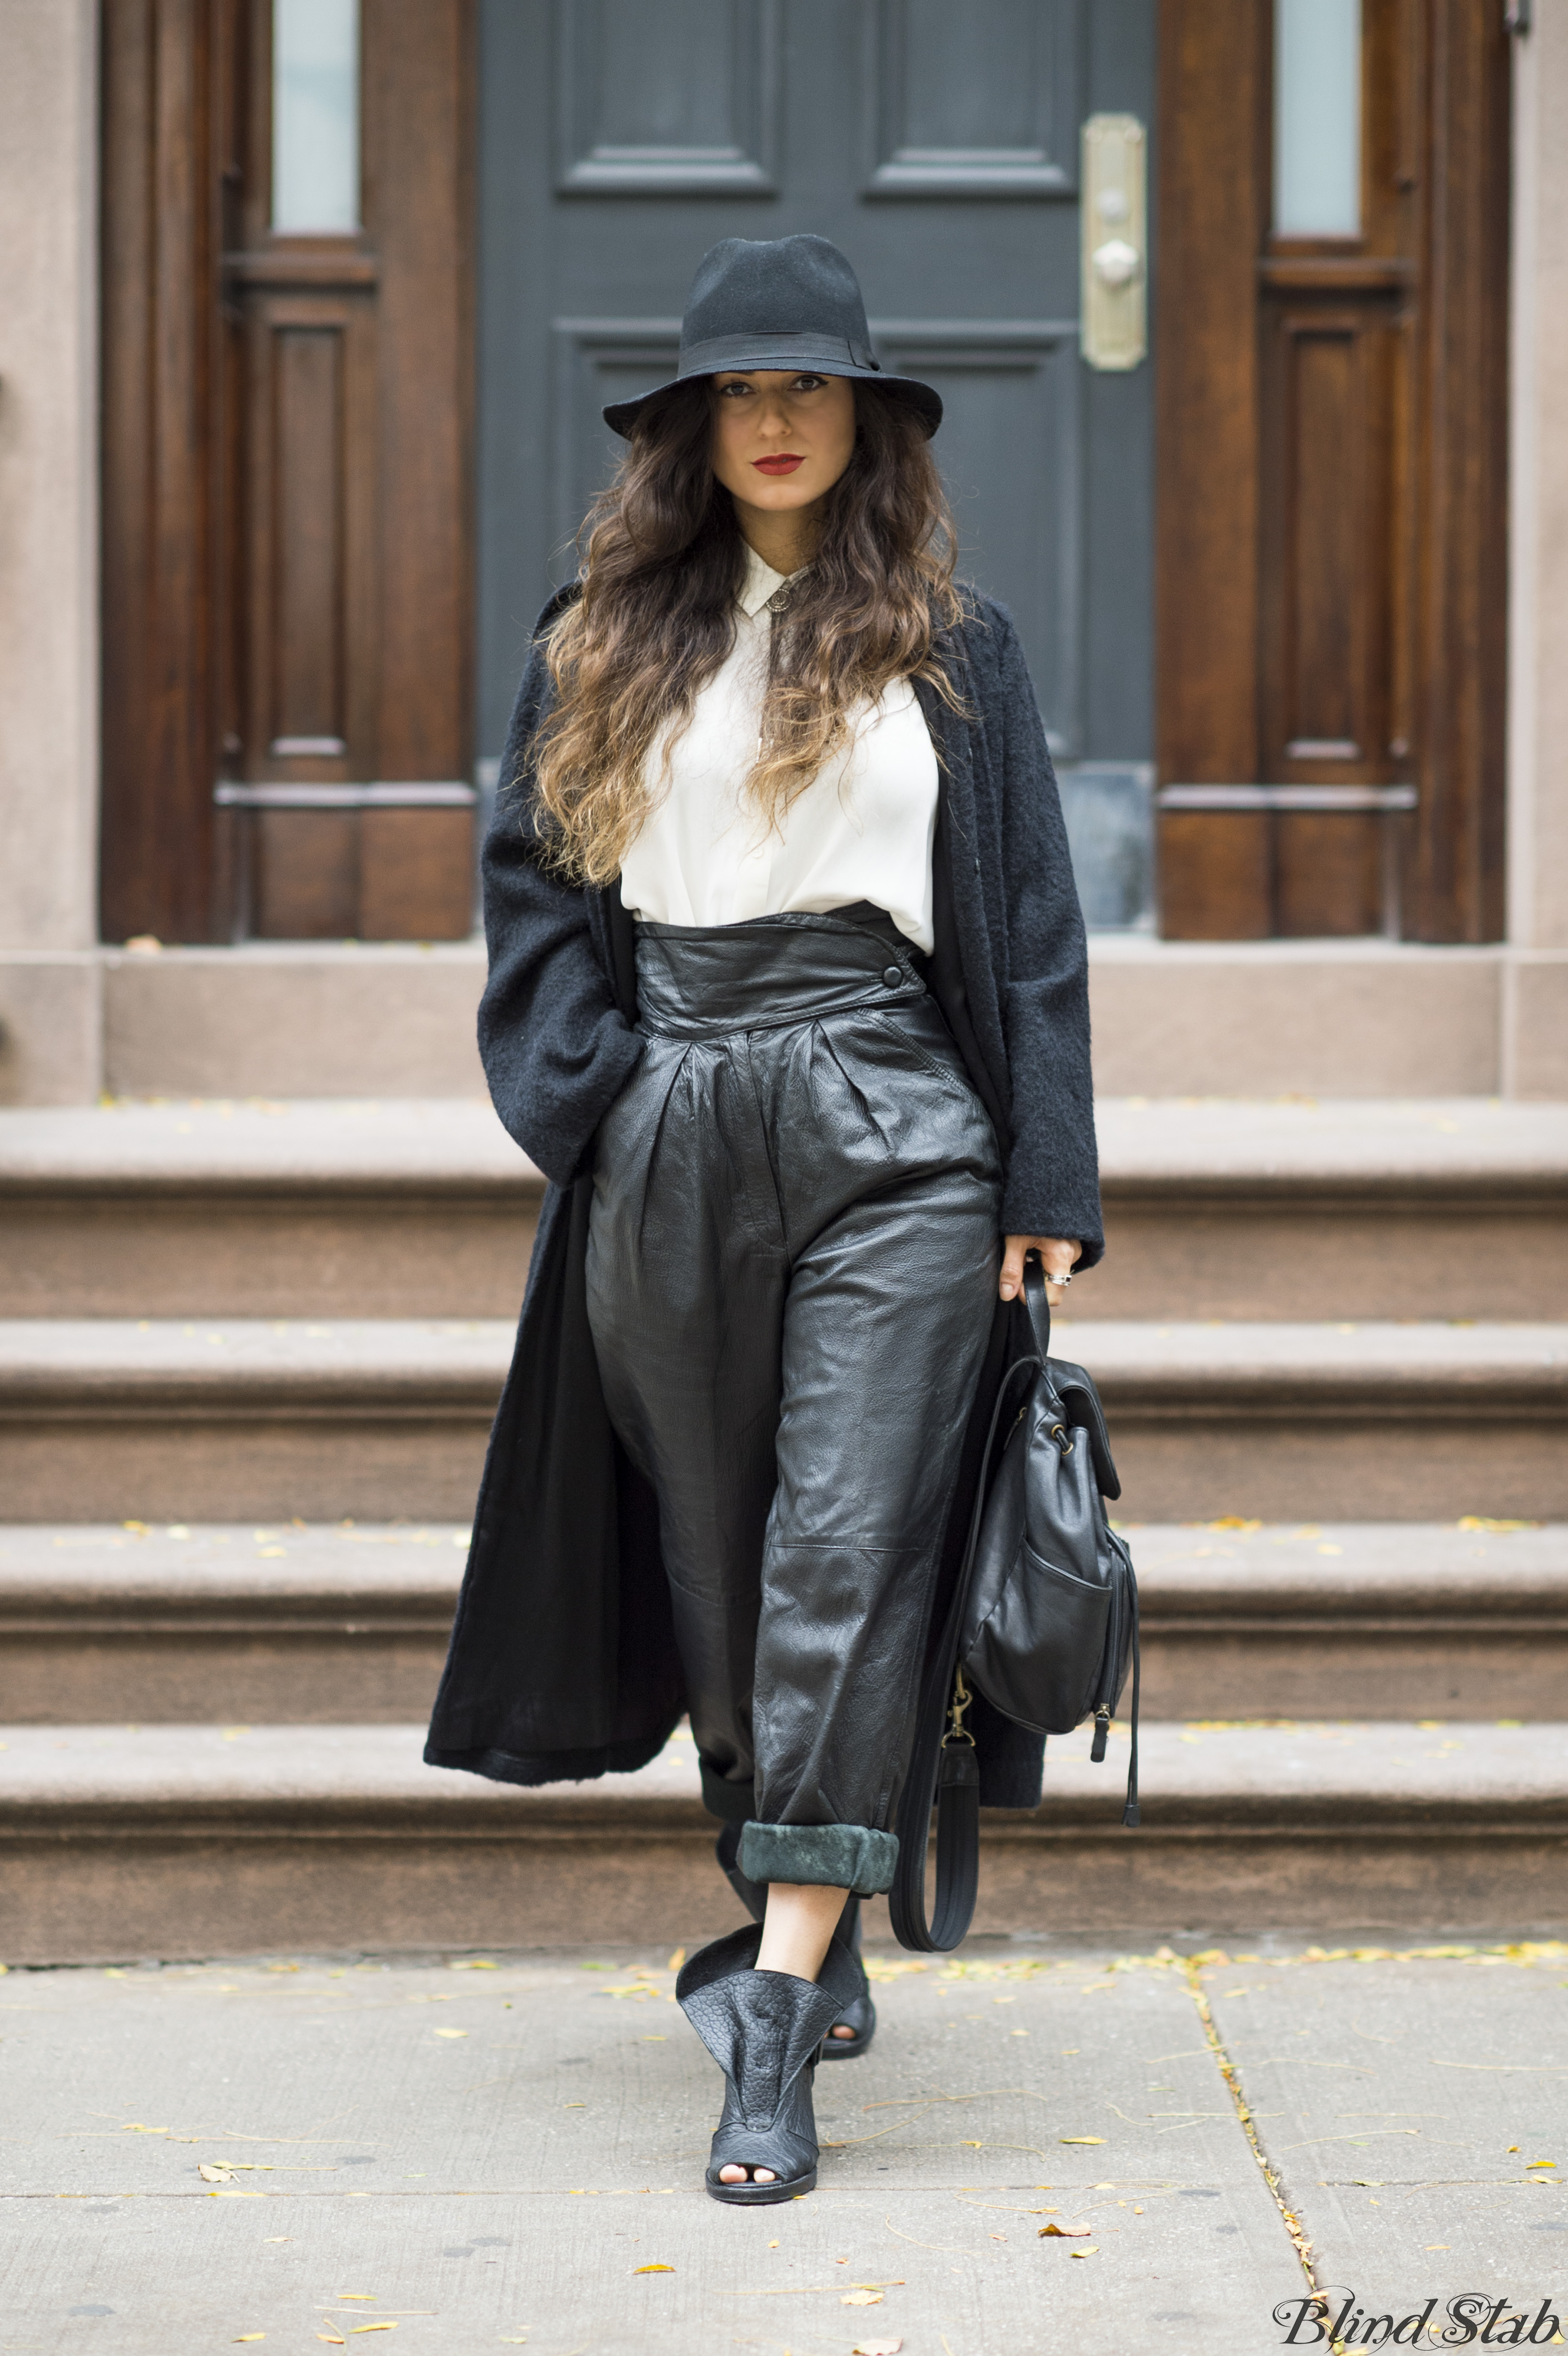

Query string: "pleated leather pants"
[[585, 906, 1002, 1897]]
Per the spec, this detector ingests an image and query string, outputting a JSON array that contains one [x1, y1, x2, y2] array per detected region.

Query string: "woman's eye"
[[793, 375, 825, 390]]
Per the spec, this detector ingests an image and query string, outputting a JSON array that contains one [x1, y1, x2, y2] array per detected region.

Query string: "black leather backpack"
[[890, 1261, 1141, 1951]]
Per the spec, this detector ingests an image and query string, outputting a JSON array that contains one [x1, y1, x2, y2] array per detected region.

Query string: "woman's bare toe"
[[717, 2162, 776, 2184], [830, 2022, 856, 2039]]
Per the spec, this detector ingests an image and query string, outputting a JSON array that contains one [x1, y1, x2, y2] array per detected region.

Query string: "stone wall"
[[0, 0, 100, 1102], [1506, 7, 1568, 1094]]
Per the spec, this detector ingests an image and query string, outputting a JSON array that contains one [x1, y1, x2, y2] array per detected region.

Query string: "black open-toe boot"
[[713, 1828, 877, 2060], [676, 1926, 865, 2204], [816, 1895, 874, 2060]]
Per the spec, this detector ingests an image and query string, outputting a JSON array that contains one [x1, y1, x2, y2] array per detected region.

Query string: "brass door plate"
[[1081, 113, 1147, 372]]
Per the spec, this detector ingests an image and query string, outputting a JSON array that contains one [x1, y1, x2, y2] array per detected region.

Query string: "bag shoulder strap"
[[888, 1348, 1039, 1952]]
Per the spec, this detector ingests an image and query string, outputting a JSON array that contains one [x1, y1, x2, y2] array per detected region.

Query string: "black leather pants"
[[585, 906, 1002, 1897]]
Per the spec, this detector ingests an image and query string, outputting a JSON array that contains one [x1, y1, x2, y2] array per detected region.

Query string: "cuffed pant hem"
[[738, 1820, 899, 1898], [699, 1760, 758, 1826]]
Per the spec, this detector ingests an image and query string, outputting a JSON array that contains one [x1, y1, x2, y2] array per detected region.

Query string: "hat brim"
[[603, 339, 942, 440]]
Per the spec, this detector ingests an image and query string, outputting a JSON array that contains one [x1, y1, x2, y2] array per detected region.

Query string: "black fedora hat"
[[602, 234, 942, 439]]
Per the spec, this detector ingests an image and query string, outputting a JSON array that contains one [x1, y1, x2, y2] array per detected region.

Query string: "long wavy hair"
[[528, 379, 965, 884]]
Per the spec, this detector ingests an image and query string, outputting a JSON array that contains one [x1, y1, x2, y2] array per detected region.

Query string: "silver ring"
[[1045, 1267, 1071, 1286]]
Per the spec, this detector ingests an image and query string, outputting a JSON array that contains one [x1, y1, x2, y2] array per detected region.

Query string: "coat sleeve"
[[989, 608, 1105, 1266], [477, 632, 643, 1187]]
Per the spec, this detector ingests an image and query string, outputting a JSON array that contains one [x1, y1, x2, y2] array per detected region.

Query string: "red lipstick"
[[752, 454, 805, 475]]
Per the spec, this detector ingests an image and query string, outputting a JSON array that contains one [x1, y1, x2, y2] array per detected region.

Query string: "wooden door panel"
[[360, 808, 476, 939], [1279, 323, 1367, 756], [1263, 305, 1401, 774], [251, 808, 359, 937], [241, 288, 377, 781], [264, 317, 350, 757], [1275, 811, 1382, 938], [1260, 296, 1402, 938], [1158, 811, 1272, 943], [1154, 0, 1509, 942]]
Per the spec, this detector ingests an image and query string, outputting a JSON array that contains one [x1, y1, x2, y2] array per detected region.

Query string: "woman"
[[426, 234, 1102, 2204]]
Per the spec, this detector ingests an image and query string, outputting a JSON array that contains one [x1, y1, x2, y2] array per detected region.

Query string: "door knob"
[[1081, 115, 1147, 371], [1092, 237, 1141, 289]]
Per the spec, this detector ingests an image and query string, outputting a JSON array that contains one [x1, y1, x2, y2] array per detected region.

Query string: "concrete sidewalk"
[[1, 1938, 1564, 2356]]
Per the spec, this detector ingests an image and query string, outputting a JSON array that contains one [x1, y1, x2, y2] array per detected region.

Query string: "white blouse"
[[618, 543, 940, 953]]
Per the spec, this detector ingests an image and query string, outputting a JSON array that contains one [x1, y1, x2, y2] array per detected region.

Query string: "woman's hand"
[[1000, 1235, 1080, 1307]]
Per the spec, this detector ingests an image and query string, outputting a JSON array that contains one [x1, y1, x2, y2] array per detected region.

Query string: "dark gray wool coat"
[[425, 583, 1103, 1811]]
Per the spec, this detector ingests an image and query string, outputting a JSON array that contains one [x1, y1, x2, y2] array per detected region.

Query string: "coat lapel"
[[915, 652, 1012, 1147]]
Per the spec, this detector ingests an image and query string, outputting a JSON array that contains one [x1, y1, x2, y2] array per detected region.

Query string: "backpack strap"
[[888, 1351, 1039, 1952]]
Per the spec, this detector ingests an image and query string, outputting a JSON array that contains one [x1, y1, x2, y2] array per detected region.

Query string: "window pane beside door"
[[272, 0, 360, 233], [1274, 0, 1361, 236]]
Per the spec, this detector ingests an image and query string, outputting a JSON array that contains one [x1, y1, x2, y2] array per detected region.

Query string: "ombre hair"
[[527, 379, 964, 885]]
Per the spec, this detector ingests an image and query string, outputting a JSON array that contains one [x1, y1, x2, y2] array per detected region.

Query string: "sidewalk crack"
[[1181, 1956, 1337, 2332]]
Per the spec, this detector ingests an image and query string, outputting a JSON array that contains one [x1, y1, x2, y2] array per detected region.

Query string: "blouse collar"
[[737, 541, 808, 619]]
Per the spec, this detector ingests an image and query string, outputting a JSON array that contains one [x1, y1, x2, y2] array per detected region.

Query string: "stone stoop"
[[2, 1522, 1564, 1725], [1, 1720, 1565, 1964], [2, 1093, 1565, 1956]]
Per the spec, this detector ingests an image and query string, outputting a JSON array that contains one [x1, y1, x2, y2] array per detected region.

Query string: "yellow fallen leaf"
[[234, 2339, 266, 2345], [210, 2189, 264, 2199], [1060, 2136, 1105, 2145], [842, 2291, 883, 2306], [1070, 2246, 1100, 2258], [199, 2164, 233, 2182], [633, 2264, 675, 2274], [667, 1948, 686, 1972], [349, 2329, 397, 2337], [434, 2029, 468, 2039], [316, 2340, 345, 2348], [1038, 2225, 1090, 2238], [853, 2341, 904, 2355]]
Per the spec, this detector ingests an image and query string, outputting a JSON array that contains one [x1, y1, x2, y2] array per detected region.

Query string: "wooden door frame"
[[99, 0, 476, 944], [1154, 0, 1510, 942]]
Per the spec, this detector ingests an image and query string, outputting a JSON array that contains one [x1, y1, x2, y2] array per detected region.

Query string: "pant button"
[[882, 965, 903, 987]]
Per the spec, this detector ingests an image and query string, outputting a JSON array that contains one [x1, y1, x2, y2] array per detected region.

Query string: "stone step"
[[5, 1097, 1567, 1320], [1088, 1096, 1568, 1320], [0, 1100, 541, 1320], [1, 1318, 1563, 1522], [74, 934, 1568, 1102], [3, 1521, 1564, 1725], [2, 1719, 1563, 1963]]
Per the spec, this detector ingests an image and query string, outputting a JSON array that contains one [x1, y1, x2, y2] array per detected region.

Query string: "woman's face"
[[708, 371, 857, 521]]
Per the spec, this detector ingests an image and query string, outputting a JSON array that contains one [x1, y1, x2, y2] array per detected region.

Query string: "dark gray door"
[[477, 0, 1155, 923]]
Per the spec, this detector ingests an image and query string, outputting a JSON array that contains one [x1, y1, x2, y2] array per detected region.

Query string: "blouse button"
[[882, 965, 903, 988]]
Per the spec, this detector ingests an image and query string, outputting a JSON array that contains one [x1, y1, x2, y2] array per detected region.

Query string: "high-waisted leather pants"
[[585, 905, 1002, 1897]]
